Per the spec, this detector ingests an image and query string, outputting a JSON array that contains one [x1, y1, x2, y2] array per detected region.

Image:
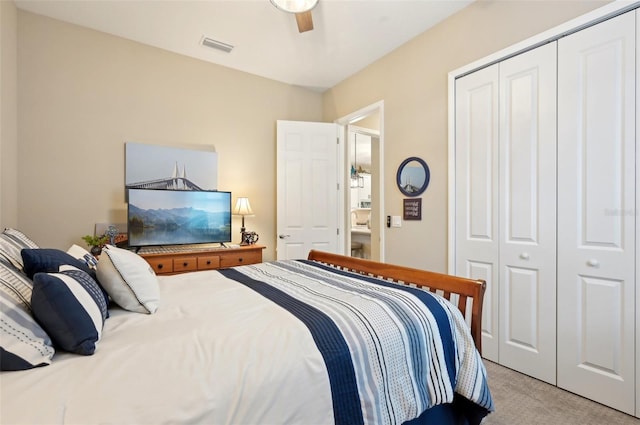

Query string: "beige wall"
[[323, 0, 609, 272], [14, 1, 611, 268], [17, 11, 323, 260], [1, 0, 18, 228], [352, 111, 379, 131]]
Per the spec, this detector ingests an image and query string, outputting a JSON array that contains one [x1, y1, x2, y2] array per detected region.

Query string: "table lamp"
[[232, 197, 254, 243]]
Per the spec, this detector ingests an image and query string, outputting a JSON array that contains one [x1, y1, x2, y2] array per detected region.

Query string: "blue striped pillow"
[[0, 258, 55, 371], [21, 248, 96, 280], [31, 265, 108, 355], [66, 244, 98, 271]]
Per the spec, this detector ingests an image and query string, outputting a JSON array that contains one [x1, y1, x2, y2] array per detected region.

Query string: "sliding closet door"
[[498, 43, 557, 385], [557, 11, 636, 415], [454, 65, 500, 361]]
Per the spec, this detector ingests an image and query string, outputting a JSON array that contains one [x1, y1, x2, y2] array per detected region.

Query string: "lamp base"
[[240, 230, 259, 246]]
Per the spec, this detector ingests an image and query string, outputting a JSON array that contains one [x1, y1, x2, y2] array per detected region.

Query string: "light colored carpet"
[[482, 360, 639, 425]]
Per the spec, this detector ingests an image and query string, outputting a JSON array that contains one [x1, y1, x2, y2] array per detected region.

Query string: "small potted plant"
[[82, 234, 109, 256]]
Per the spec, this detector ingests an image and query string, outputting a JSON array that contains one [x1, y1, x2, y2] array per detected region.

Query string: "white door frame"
[[336, 100, 385, 262]]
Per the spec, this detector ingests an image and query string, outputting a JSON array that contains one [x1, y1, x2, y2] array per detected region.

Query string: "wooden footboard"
[[307, 250, 486, 354]]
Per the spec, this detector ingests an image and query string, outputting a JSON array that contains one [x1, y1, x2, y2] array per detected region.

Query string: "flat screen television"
[[127, 188, 232, 248]]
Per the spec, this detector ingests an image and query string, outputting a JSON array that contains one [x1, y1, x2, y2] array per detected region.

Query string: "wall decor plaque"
[[403, 198, 422, 220]]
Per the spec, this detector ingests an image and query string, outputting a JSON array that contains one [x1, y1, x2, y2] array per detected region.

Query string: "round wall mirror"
[[396, 157, 430, 197]]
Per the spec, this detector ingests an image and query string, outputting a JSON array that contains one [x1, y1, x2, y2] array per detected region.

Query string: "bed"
[[0, 232, 493, 425]]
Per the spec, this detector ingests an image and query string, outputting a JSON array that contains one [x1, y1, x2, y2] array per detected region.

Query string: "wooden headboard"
[[307, 250, 486, 354]]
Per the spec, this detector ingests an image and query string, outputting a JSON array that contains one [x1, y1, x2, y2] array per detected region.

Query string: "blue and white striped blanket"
[[220, 260, 494, 425]]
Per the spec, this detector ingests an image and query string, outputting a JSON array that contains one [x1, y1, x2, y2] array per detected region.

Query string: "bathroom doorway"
[[338, 101, 384, 262]]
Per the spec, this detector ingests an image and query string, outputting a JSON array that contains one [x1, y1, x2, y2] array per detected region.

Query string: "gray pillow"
[[0, 228, 39, 271]]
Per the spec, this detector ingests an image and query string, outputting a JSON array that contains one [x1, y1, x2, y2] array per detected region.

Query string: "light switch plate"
[[391, 216, 402, 227]]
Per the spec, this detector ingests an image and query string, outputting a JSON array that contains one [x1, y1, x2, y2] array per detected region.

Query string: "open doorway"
[[337, 101, 384, 262]]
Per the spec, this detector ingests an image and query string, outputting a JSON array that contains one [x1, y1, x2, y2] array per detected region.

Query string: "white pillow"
[[96, 245, 159, 314]]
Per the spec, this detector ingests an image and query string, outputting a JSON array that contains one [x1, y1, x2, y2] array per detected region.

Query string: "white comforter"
[[1, 260, 493, 425], [1, 269, 335, 424]]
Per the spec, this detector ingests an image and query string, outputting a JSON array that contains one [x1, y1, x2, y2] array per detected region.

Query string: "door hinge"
[[337, 182, 340, 190], [337, 228, 340, 235], [336, 137, 340, 145]]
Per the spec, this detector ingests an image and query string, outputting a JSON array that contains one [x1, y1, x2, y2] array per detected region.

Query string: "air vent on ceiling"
[[201, 37, 234, 53]]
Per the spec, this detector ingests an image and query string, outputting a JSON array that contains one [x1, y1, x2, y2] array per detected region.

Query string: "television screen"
[[127, 188, 232, 247]]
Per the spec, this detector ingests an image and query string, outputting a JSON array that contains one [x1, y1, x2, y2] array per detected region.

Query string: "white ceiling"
[[14, 0, 473, 92]]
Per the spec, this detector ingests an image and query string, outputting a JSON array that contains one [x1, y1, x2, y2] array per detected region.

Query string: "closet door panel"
[[454, 64, 500, 360], [498, 42, 557, 384], [557, 11, 636, 415]]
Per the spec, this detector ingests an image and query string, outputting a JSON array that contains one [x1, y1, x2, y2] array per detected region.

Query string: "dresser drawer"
[[145, 257, 174, 274], [173, 256, 198, 273], [198, 255, 220, 270], [219, 250, 261, 268]]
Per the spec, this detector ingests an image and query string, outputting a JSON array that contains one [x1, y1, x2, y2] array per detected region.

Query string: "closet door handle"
[[519, 252, 530, 260], [587, 258, 599, 268]]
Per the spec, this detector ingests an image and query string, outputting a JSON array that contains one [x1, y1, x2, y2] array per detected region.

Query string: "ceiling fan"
[[270, 0, 319, 33]]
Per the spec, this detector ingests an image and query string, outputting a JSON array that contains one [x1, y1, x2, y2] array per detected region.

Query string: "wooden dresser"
[[139, 245, 265, 275]]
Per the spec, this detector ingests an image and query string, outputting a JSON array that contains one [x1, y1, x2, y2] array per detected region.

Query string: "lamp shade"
[[269, 0, 318, 13], [233, 197, 254, 216]]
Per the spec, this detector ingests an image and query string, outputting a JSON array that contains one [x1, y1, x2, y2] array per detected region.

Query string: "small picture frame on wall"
[[403, 198, 422, 220]]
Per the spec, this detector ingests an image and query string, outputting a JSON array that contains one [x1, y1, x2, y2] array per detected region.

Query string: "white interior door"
[[276, 120, 341, 260], [498, 42, 557, 384], [557, 11, 636, 415], [454, 64, 500, 361]]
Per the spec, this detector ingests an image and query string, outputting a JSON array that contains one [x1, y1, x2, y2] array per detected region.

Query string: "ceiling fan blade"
[[295, 11, 314, 33]]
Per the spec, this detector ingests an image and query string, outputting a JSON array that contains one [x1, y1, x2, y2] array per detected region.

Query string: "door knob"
[[587, 258, 599, 267], [279, 234, 291, 239], [519, 252, 530, 260]]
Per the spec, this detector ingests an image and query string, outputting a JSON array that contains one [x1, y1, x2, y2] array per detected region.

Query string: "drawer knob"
[[183, 262, 188, 267], [157, 264, 163, 269], [239, 258, 243, 262], [206, 260, 211, 265]]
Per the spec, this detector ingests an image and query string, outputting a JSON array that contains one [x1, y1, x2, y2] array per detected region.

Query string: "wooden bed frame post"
[[307, 250, 486, 354]]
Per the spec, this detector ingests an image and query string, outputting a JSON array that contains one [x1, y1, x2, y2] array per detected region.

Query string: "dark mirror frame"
[[396, 157, 430, 197]]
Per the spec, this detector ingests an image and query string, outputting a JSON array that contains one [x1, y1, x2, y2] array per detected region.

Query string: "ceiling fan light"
[[270, 0, 319, 14]]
